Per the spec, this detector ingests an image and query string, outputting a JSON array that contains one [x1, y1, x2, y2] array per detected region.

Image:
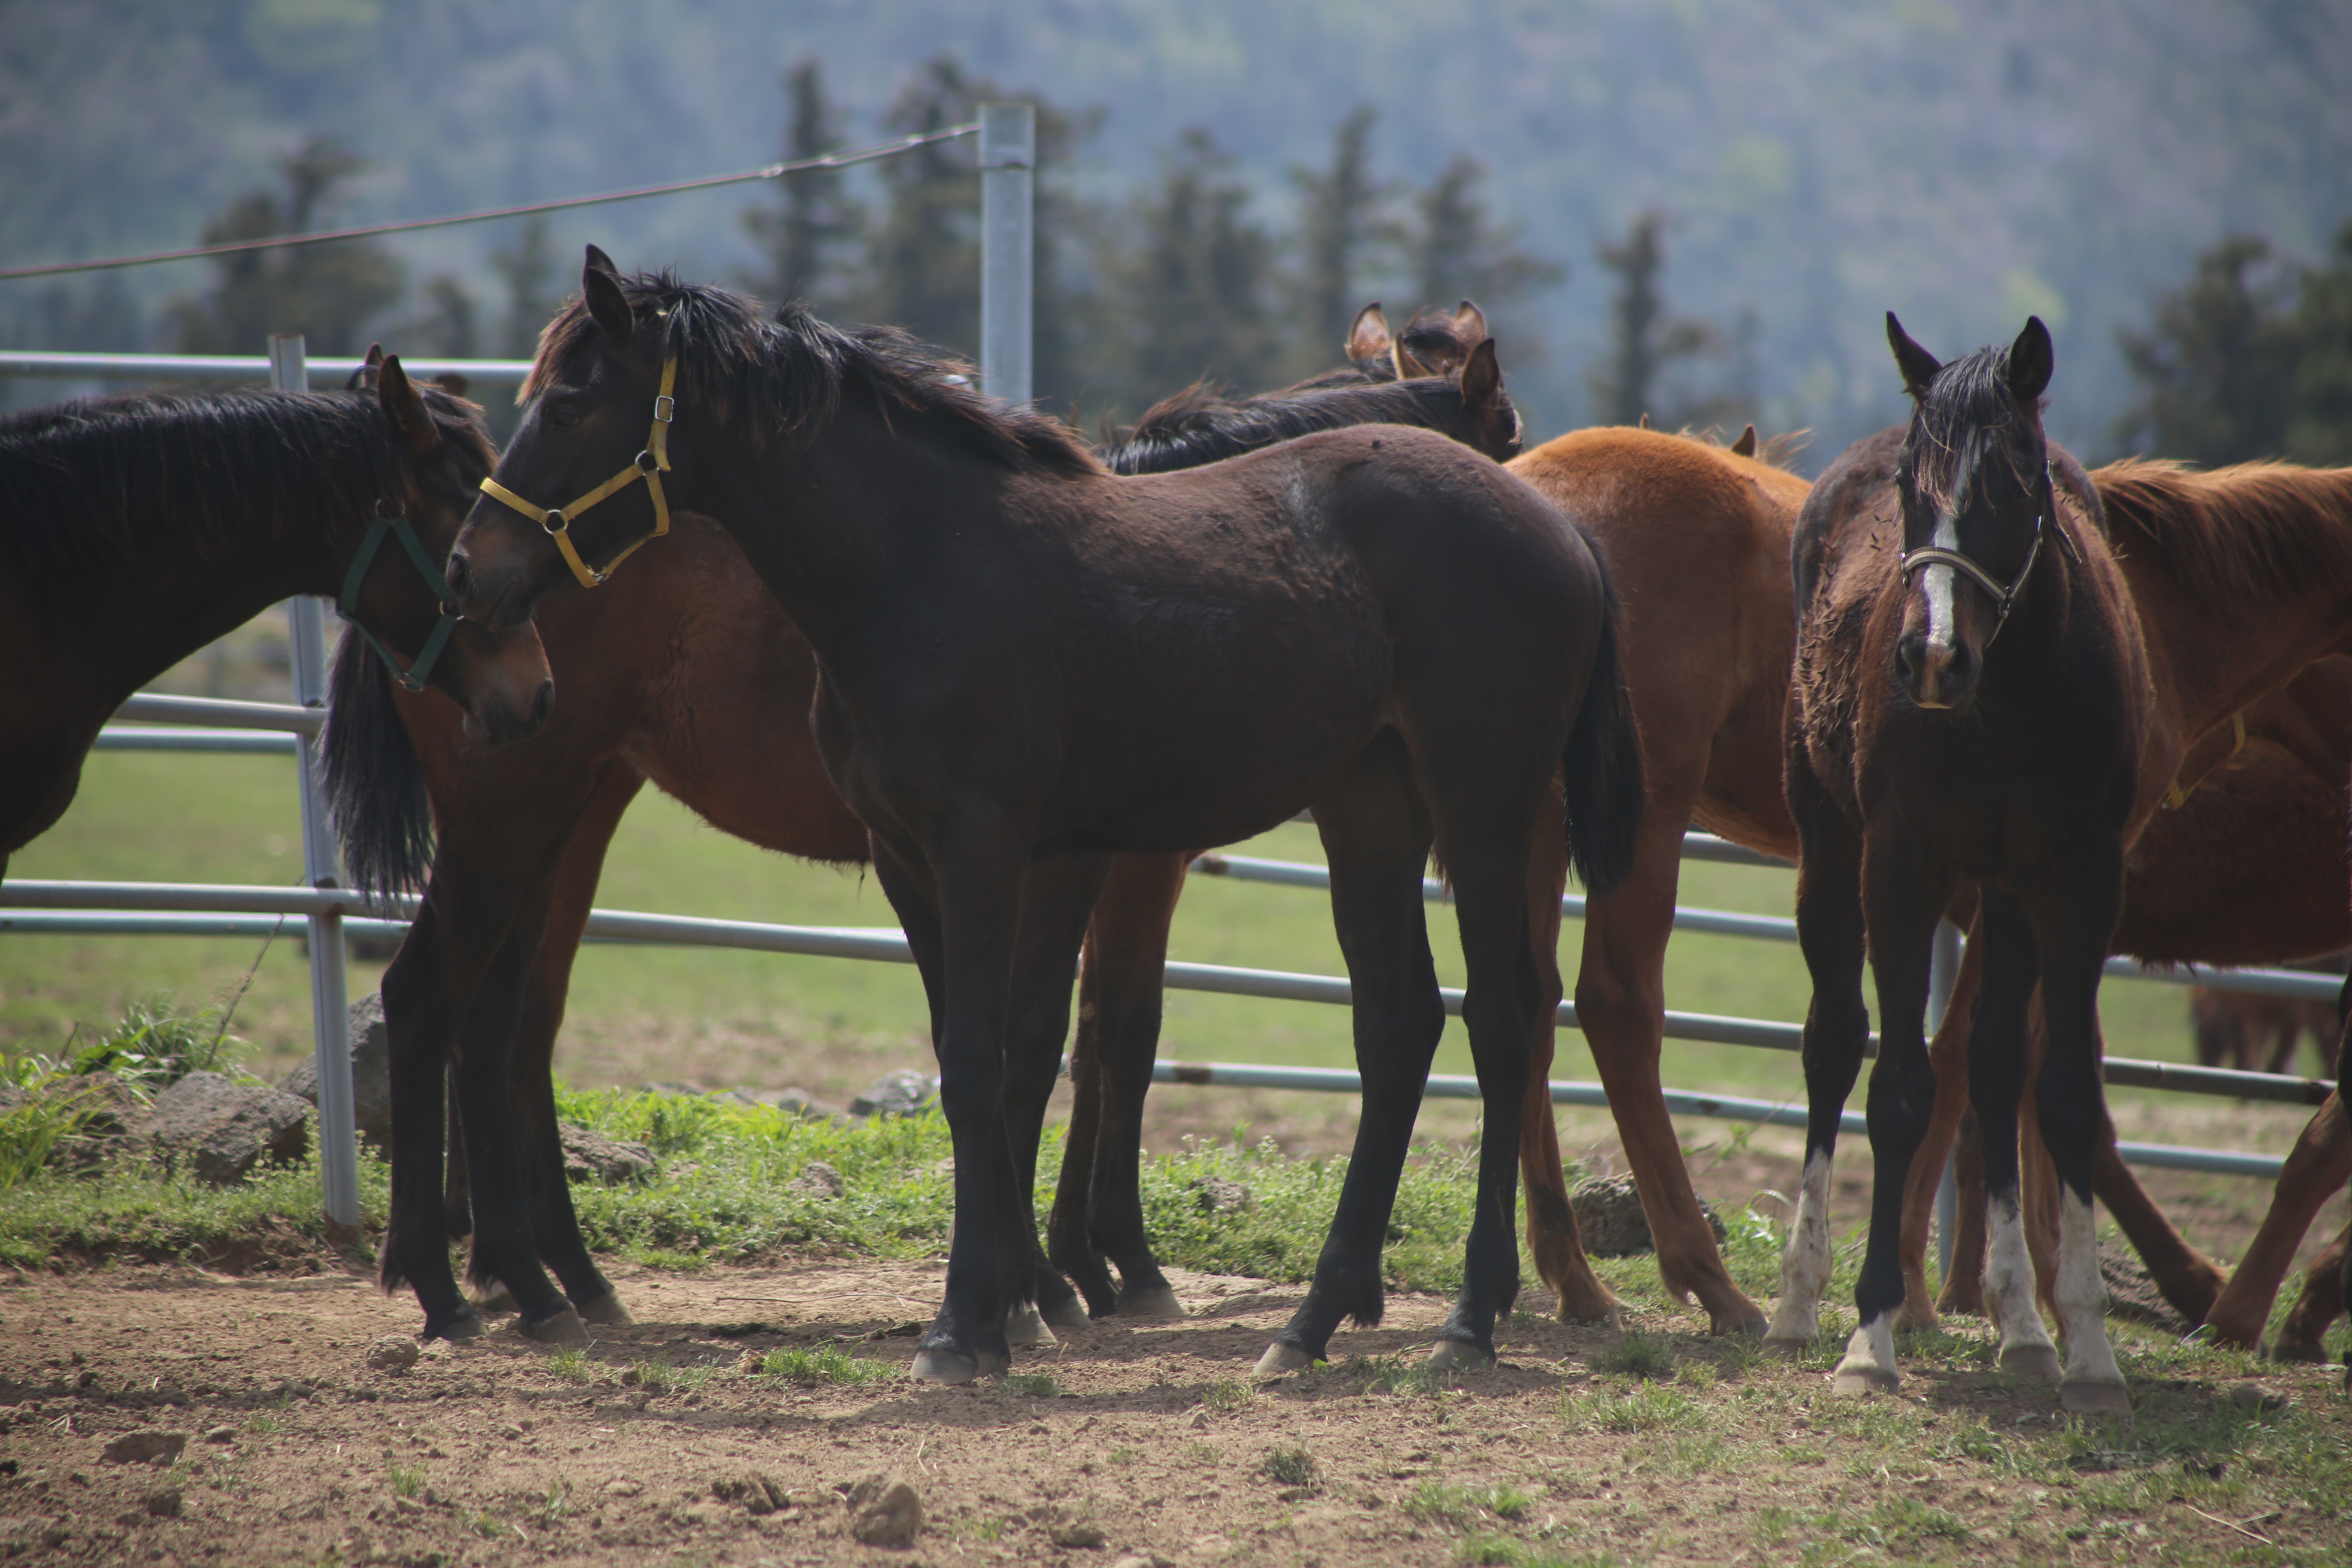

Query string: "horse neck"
[[2118, 468, 2352, 751]]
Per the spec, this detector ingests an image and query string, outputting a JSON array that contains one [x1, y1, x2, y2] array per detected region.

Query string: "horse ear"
[[1452, 299, 1488, 345], [377, 354, 439, 456], [1392, 341, 1435, 380], [1461, 338, 1503, 414], [1731, 423, 1758, 458], [347, 343, 384, 392], [2008, 316, 2054, 406], [1346, 303, 1392, 368], [1886, 312, 1942, 399], [582, 250, 636, 347]]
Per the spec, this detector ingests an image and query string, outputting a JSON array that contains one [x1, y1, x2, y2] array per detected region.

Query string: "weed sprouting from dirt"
[[623, 1354, 715, 1395], [1261, 1444, 1319, 1489], [1202, 1376, 1255, 1412], [1561, 1379, 1704, 1434], [1404, 1480, 1533, 1528], [1004, 1371, 1060, 1399], [387, 1459, 426, 1499], [758, 1341, 892, 1386], [535, 1478, 572, 1523], [545, 1348, 596, 1384], [245, 1411, 287, 1437], [1590, 1332, 1675, 1379], [1327, 1353, 1447, 1397]]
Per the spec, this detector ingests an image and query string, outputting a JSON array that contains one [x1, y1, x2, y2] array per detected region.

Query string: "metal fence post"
[[273, 334, 360, 1229], [978, 103, 1034, 409], [1928, 917, 1964, 1286]]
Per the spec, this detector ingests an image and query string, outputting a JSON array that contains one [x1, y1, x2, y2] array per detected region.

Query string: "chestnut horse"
[[1779, 317, 2146, 1412], [444, 258, 1642, 1382], [330, 286, 1537, 1346], [0, 356, 548, 885]]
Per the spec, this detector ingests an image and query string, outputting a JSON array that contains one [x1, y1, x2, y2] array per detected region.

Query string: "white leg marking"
[[2055, 1191, 2130, 1412], [1985, 1190, 2059, 1377], [1832, 1310, 1900, 1395], [1767, 1149, 1834, 1343]]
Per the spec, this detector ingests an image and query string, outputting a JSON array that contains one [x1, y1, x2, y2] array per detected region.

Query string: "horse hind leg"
[[1896, 930, 1982, 1330], [2269, 1220, 2349, 1363], [1961, 893, 2060, 1382]]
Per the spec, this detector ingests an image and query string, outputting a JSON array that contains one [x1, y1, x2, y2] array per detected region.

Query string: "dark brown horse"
[[1778, 316, 2145, 1412], [331, 287, 1536, 1347], [441, 256, 1642, 1382], [0, 358, 548, 885]]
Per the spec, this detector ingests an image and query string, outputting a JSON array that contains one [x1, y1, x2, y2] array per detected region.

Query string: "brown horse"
[[0, 357, 548, 885], [2191, 976, 2343, 1077], [443, 257, 1643, 1382], [330, 287, 1538, 1345], [1779, 316, 2146, 1411]]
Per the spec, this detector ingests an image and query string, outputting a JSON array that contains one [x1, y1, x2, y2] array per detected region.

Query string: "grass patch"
[[757, 1341, 893, 1387], [1201, 1377, 1256, 1412], [1590, 1332, 1675, 1380], [1404, 1480, 1533, 1528], [1261, 1444, 1319, 1489], [545, 1348, 597, 1385], [622, 1354, 715, 1395], [388, 1460, 426, 1499], [1561, 1379, 1705, 1435], [1003, 1371, 1060, 1399]]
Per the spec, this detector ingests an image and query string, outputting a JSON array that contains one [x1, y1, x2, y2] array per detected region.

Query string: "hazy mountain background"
[[4, 0, 2348, 468]]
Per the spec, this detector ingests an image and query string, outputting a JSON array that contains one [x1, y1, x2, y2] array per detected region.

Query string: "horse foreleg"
[[2205, 1092, 2349, 1350], [1941, 1103, 1991, 1315], [1964, 891, 2060, 1383], [1048, 850, 1189, 1321], [1896, 929, 1983, 1329], [1767, 766, 1870, 1351]]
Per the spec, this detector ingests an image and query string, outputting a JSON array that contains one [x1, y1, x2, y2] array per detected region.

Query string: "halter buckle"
[[653, 394, 675, 423]]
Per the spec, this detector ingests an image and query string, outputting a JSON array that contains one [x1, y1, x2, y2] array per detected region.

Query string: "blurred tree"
[[162, 136, 405, 356], [2285, 223, 2352, 465], [491, 213, 560, 359], [1, 273, 145, 353], [389, 275, 478, 359], [740, 58, 864, 316], [2112, 236, 2300, 465], [1587, 210, 1726, 429], [856, 56, 985, 354], [1406, 156, 1565, 325], [1285, 107, 1401, 375], [1087, 128, 1278, 423]]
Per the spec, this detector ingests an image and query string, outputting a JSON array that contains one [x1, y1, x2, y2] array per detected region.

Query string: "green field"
[[2, 742, 2219, 1114]]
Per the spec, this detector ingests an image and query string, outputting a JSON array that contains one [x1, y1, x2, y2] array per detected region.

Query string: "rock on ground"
[[787, 1160, 846, 1200], [559, 1122, 656, 1185], [100, 1430, 187, 1466], [1568, 1174, 1727, 1259], [850, 1070, 939, 1119], [364, 1336, 421, 1373], [148, 1072, 308, 1186], [846, 1473, 923, 1547], [1190, 1176, 1253, 1215], [277, 992, 393, 1152], [723, 1086, 852, 1123]]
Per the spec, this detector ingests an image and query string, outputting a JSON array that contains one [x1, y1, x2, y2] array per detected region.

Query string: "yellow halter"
[[478, 355, 678, 587]]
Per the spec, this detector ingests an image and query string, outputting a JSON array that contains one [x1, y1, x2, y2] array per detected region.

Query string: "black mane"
[[0, 385, 489, 577], [1102, 374, 1503, 476], [528, 272, 1101, 478]]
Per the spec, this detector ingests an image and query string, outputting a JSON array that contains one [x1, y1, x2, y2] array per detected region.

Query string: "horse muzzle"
[[1895, 627, 1978, 710]]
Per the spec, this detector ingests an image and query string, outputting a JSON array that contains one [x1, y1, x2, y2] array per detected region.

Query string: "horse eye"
[[546, 401, 582, 429]]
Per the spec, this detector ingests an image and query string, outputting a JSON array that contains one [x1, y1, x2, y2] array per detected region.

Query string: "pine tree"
[[1586, 210, 1722, 428], [739, 58, 864, 315], [163, 136, 406, 357], [1406, 156, 1565, 321], [491, 213, 560, 359], [1285, 107, 1400, 374], [2112, 237, 2300, 464], [2284, 223, 2352, 464], [855, 56, 985, 354]]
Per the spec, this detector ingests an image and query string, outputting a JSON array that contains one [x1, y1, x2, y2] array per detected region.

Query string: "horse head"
[[1888, 312, 2056, 710], [361, 350, 553, 742]]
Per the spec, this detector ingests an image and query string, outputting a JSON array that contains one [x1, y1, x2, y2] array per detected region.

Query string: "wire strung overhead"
[[0, 122, 979, 284]]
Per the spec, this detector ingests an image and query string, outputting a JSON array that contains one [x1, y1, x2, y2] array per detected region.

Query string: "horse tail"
[[321, 628, 435, 902], [1561, 577, 1645, 898]]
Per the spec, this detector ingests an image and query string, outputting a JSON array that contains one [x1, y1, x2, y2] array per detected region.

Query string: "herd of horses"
[[4, 247, 2350, 1407]]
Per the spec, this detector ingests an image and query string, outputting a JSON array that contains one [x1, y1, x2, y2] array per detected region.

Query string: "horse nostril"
[[444, 551, 473, 600], [531, 679, 553, 727]]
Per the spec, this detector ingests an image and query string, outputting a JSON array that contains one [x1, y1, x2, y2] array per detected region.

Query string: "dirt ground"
[[4, 1255, 2348, 1568]]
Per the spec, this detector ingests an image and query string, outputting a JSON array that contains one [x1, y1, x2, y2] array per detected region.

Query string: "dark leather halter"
[[1897, 461, 2065, 646], [341, 506, 461, 694]]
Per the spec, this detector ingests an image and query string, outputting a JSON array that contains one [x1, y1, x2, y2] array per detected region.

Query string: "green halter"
[[340, 507, 461, 695]]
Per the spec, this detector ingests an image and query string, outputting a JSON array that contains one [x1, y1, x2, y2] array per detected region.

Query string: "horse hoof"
[[1004, 1303, 1058, 1348], [520, 1307, 589, 1346], [1999, 1343, 2062, 1381], [1252, 1342, 1314, 1380], [427, 1307, 485, 1342], [2258, 1336, 2325, 1365], [1040, 1294, 1092, 1332], [577, 1290, 633, 1326], [1116, 1286, 1186, 1320], [1423, 1339, 1494, 1372], [1830, 1365, 1899, 1398], [910, 1346, 1005, 1385], [2058, 1379, 2132, 1417], [1762, 1335, 1811, 1359], [1729, 1316, 1769, 1341], [469, 1283, 519, 1316]]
